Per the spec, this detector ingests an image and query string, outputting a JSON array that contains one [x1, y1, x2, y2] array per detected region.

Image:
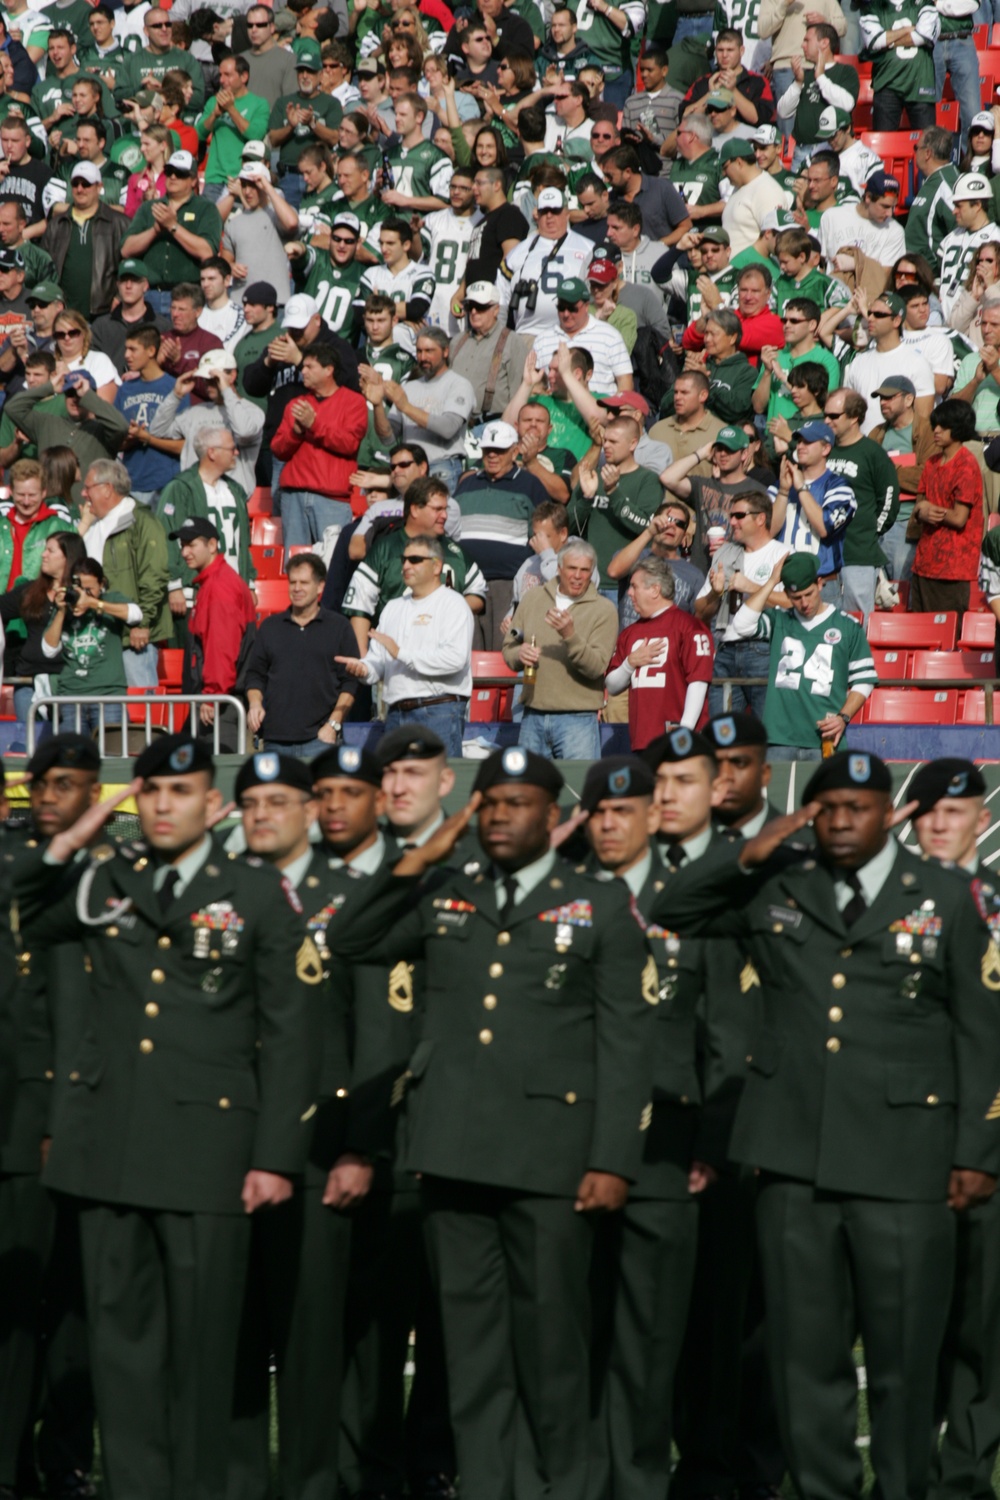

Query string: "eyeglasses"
[[823, 410, 845, 419], [401, 553, 433, 564], [869, 310, 894, 319], [390, 459, 416, 468], [591, 130, 615, 139], [247, 19, 271, 25], [147, 21, 172, 28], [557, 301, 583, 312]]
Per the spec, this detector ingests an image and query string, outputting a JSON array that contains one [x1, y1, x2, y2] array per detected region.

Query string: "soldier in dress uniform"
[[672, 711, 785, 1500], [658, 750, 1000, 1500], [334, 745, 655, 1500], [12, 732, 322, 1500], [581, 744, 729, 1500], [0, 736, 101, 1500], [906, 760, 1000, 1500]]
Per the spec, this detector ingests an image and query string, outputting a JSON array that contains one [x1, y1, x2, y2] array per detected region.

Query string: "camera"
[[64, 574, 83, 607], [511, 278, 539, 314]]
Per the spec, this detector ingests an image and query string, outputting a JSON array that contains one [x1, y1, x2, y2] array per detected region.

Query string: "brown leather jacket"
[[41, 201, 126, 319], [867, 412, 937, 496]]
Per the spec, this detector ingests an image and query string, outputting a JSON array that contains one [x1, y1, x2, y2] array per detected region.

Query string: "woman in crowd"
[[0, 529, 87, 727], [52, 311, 119, 403], [891, 252, 944, 325], [43, 447, 82, 519], [42, 556, 139, 738], [123, 124, 173, 219]]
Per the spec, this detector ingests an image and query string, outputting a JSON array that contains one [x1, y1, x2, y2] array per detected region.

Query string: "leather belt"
[[390, 693, 467, 713]]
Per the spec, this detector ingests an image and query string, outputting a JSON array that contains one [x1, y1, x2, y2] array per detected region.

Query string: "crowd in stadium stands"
[[0, 0, 995, 759]]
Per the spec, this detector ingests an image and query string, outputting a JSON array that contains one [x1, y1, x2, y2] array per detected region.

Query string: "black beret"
[[376, 723, 446, 767], [803, 751, 892, 803], [580, 755, 655, 813], [311, 743, 383, 787], [472, 746, 564, 798], [234, 751, 314, 799], [27, 733, 101, 777], [908, 758, 986, 818], [705, 712, 768, 750], [133, 733, 214, 780], [642, 727, 717, 769]]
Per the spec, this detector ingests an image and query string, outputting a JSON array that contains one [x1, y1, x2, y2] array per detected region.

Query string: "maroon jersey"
[[608, 606, 714, 750]]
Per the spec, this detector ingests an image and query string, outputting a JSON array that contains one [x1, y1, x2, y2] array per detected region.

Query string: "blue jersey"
[[115, 374, 185, 493], [769, 469, 857, 577]]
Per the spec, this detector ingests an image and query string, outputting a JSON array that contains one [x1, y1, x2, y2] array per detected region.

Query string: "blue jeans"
[[263, 737, 330, 759], [602, 70, 632, 110], [123, 643, 159, 688], [709, 638, 770, 719], [280, 492, 352, 554], [840, 565, 876, 624], [771, 65, 795, 139], [976, 0, 1000, 24], [146, 289, 173, 318], [934, 35, 982, 150], [519, 707, 601, 760], [278, 170, 305, 210], [673, 12, 712, 42], [202, 180, 226, 203], [428, 455, 465, 493], [51, 700, 123, 734], [270, 458, 284, 516], [384, 699, 466, 758], [767, 744, 823, 761], [882, 513, 916, 583]]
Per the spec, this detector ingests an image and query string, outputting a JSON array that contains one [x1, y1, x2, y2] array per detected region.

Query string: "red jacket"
[[683, 308, 785, 369], [271, 385, 369, 499], [187, 553, 256, 696]]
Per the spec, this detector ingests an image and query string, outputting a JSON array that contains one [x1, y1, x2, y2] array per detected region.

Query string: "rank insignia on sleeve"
[[296, 936, 324, 985], [740, 960, 761, 993], [986, 1088, 1000, 1121], [388, 960, 414, 1012], [641, 955, 659, 1006], [983, 945, 1000, 992], [639, 1102, 653, 1131]]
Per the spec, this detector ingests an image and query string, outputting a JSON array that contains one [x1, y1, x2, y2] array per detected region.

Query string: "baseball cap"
[[718, 137, 756, 163], [598, 391, 650, 417], [243, 280, 278, 307], [70, 161, 102, 186], [587, 257, 618, 285], [760, 208, 800, 232], [296, 44, 322, 71], [704, 87, 734, 110], [865, 170, 900, 198], [118, 257, 150, 281], [166, 149, 196, 175], [698, 225, 730, 245], [331, 211, 362, 236], [557, 277, 589, 304], [169, 516, 220, 543], [713, 425, 749, 452], [874, 375, 917, 397], [131, 89, 157, 108], [816, 106, 852, 140], [971, 111, 997, 133], [480, 419, 519, 450], [242, 139, 267, 162], [282, 293, 319, 329], [795, 420, 835, 445], [871, 290, 904, 317], [239, 162, 270, 185], [26, 279, 63, 304], [749, 123, 780, 147], [0, 247, 24, 272], [356, 56, 385, 76], [537, 187, 566, 211], [64, 370, 96, 393], [954, 171, 994, 200], [781, 552, 819, 591], [465, 280, 500, 305], [195, 348, 237, 378]]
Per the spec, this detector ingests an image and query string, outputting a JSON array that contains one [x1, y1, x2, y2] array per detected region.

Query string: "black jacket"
[[41, 201, 126, 318]]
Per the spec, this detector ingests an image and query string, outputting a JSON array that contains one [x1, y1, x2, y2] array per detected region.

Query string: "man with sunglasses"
[[497, 186, 593, 337], [121, 150, 224, 317], [842, 290, 935, 437], [532, 277, 633, 394], [241, 4, 298, 109], [118, 7, 205, 110], [753, 296, 840, 427], [449, 281, 529, 424], [694, 489, 784, 717], [290, 209, 367, 344]]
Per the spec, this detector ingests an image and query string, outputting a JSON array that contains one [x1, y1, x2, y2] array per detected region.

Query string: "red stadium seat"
[[867, 612, 958, 651], [936, 100, 960, 133], [0, 686, 14, 720], [960, 691, 988, 723], [126, 688, 175, 729], [959, 613, 996, 650], [860, 131, 920, 205], [157, 648, 184, 691], [870, 648, 910, 678], [863, 689, 959, 725], [254, 579, 291, 619], [287, 545, 315, 563], [911, 650, 995, 681], [250, 544, 284, 580], [250, 516, 282, 546], [247, 487, 272, 518], [469, 651, 517, 723]]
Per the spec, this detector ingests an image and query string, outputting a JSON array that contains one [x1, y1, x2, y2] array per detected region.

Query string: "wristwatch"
[[837, 711, 851, 725], [328, 718, 343, 739]]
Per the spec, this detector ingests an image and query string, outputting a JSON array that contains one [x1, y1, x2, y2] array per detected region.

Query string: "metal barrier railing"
[[26, 695, 248, 756]]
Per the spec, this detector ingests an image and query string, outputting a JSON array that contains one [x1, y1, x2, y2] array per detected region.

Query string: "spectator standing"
[[679, 28, 774, 128], [119, 8, 205, 109], [337, 534, 474, 757], [0, 457, 69, 592], [899, 284, 955, 397], [770, 423, 858, 597], [156, 283, 225, 381], [867, 376, 934, 585], [823, 387, 901, 619], [731, 550, 877, 759], [367, 327, 476, 492], [240, 5, 299, 110], [684, 263, 784, 370], [221, 169, 293, 307], [860, 1, 939, 132], [621, 49, 682, 169], [171, 514, 257, 748], [753, 299, 840, 425], [120, 150, 224, 318], [843, 292, 935, 435], [818, 173, 907, 278], [90, 258, 171, 371], [660, 424, 765, 568], [460, 167, 528, 298], [532, 278, 635, 395], [5, 370, 128, 473], [497, 187, 596, 338], [773, 22, 859, 167], [719, 138, 791, 256], [906, 128, 960, 266], [268, 46, 343, 212], [606, 199, 671, 287], [271, 341, 369, 554], [607, 500, 705, 620], [667, 308, 757, 425], [195, 51, 269, 202], [570, 416, 665, 595], [40, 161, 123, 319], [77, 457, 172, 687], [502, 539, 617, 760], [159, 426, 254, 618], [449, 282, 529, 424], [235, 283, 280, 409], [505, 501, 597, 623], [42, 556, 137, 738], [936, 174, 1000, 323], [198, 259, 248, 352], [150, 348, 264, 497], [115, 326, 183, 510], [605, 556, 714, 747], [909, 399, 984, 619], [649, 370, 725, 470], [245, 553, 356, 756], [760, 0, 847, 140], [604, 146, 693, 245]]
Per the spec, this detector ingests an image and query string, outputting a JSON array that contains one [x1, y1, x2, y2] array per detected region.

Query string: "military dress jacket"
[[13, 842, 322, 1215], [0, 823, 31, 1150], [655, 840, 1000, 1202], [335, 859, 656, 1197]]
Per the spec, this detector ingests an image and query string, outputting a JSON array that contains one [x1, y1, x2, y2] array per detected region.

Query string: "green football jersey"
[[293, 248, 366, 341], [362, 340, 415, 385], [754, 606, 877, 749], [860, 4, 936, 103], [671, 150, 724, 216], [385, 138, 452, 203]]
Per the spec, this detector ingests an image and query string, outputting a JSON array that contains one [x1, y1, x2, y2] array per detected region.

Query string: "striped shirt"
[[453, 467, 552, 580], [533, 315, 634, 394]]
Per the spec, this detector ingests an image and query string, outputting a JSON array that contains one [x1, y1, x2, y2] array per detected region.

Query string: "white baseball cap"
[[465, 280, 500, 306], [242, 139, 267, 162], [70, 161, 102, 185], [480, 420, 519, 450], [749, 124, 779, 147], [971, 111, 997, 133], [537, 187, 566, 211], [954, 172, 994, 200], [195, 348, 237, 378], [282, 293, 320, 329], [239, 162, 270, 184], [166, 149, 196, 175]]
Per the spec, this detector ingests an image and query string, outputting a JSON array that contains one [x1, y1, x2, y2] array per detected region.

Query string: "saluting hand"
[[47, 779, 143, 864], [738, 800, 822, 869], [393, 794, 482, 877]]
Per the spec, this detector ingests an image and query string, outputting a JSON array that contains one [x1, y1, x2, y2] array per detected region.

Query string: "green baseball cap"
[[698, 226, 730, 246], [713, 425, 750, 452], [704, 87, 735, 111], [872, 290, 904, 318], [718, 137, 756, 163], [557, 278, 590, 305], [816, 106, 852, 140], [782, 552, 819, 591], [118, 257, 150, 281], [26, 279, 63, 304], [296, 44, 322, 70]]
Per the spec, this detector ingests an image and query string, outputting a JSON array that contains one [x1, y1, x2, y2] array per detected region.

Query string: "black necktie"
[[842, 869, 867, 928], [157, 869, 180, 915], [501, 874, 519, 912], [666, 843, 687, 870]]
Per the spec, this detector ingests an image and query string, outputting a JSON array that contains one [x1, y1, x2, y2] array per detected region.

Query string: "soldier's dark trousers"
[[79, 1200, 250, 1500], [339, 1186, 454, 1498], [930, 1192, 1000, 1499], [756, 1177, 955, 1500], [422, 1176, 593, 1500], [34, 1192, 95, 1489], [590, 1197, 698, 1500], [228, 1186, 352, 1500], [0, 1172, 52, 1487]]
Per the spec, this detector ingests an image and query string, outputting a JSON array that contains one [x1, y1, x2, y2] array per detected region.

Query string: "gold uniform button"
[[831, 974, 846, 989], [497, 932, 511, 946], [565, 1091, 577, 1104], [927, 1094, 939, 1106], [139, 1039, 154, 1054], [479, 1028, 493, 1044], [210, 950, 221, 961], [336, 1088, 348, 1098], [219, 1097, 231, 1110], [828, 1006, 843, 1023], [772, 923, 783, 933], [483, 995, 497, 1010], [826, 1037, 841, 1054], [157, 935, 171, 949], [45, 1070, 54, 1081], [556, 943, 568, 954], [69, 1070, 80, 1082], [145, 1002, 160, 1018], [151, 969, 166, 984], [106, 926, 119, 938], [909, 952, 921, 964], [840, 948, 853, 958], [489, 962, 503, 978], [437, 926, 448, 936]]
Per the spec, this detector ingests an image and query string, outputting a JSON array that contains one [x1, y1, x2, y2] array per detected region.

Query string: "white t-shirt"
[[820, 203, 906, 272], [903, 325, 956, 381], [199, 302, 248, 352], [696, 537, 788, 641], [721, 171, 791, 255], [844, 344, 936, 434], [70, 350, 120, 389]]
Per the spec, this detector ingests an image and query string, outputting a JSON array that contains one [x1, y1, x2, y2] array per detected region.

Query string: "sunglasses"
[[728, 510, 751, 521], [401, 553, 433, 564], [331, 235, 357, 244], [823, 410, 845, 419], [148, 21, 172, 28], [557, 301, 584, 312], [55, 329, 82, 339], [164, 167, 190, 176], [781, 315, 807, 324], [247, 18, 271, 24], [869, 310, 894, 319], [390, 459, 416, 468]]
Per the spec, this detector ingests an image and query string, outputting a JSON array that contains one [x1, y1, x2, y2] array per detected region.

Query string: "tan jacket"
[[868, 414, 936, 496], [502, 578, 618, 713], [759, 0, 847, 67]]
